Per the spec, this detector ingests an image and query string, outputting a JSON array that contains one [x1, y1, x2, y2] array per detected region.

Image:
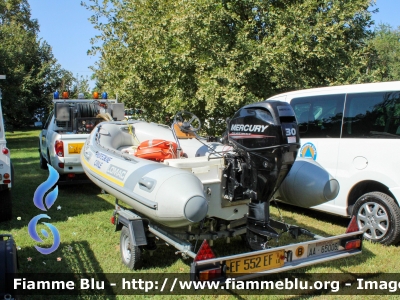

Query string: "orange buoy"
[[138, 139, 177, 150], [134, 140, 180, 162]]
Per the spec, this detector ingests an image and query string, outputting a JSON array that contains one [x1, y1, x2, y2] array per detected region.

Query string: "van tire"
[[352, 192, 400, 245], [0, 187, 12, 222], [120, 226, 141, 270]]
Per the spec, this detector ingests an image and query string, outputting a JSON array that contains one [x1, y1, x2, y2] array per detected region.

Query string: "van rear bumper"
[[51, 155, 84, 174]]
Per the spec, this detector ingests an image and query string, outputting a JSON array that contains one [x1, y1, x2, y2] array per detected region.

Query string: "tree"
[[69, 74, 91, 99], [368, 24, 400, 81], [0, 0, 72, 126], [85, 0, 375, 135]]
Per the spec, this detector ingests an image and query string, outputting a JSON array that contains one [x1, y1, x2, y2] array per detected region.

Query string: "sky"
[[28, 1, 400, 91], [29, 1, 101, 89]]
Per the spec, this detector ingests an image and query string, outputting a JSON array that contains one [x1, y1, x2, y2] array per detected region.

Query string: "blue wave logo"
[[28, 164, 61, 255], [33, 164, 59, 211], [28, 214, 60, 255]]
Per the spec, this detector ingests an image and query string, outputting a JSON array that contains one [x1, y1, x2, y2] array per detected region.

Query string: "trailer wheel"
[[120, 226, 141, 269], [352, 192, 400, 245]]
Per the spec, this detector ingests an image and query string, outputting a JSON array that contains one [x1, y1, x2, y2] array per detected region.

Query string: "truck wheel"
[[352, 192, 400, 245], [120, 226, 141, 269], [0, 187, 12, 222], [40, 152, 48, 170]]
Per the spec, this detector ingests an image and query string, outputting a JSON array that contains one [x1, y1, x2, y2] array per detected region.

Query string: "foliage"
[[84, 0, 375, 135], [0, 0, 73, 126], [69, 74, 92, 99], [368, 24, 400, 81]]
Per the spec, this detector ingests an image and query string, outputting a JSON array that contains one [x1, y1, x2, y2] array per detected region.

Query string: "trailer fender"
[[117, 214, 147, 246], [128, 220, 147, 246]]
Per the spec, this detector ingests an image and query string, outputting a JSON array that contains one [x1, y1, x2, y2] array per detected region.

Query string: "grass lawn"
[[1, 129, 399, 299]]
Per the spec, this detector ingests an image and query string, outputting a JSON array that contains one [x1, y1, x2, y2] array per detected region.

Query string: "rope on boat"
[[127, 122, 141, 146]]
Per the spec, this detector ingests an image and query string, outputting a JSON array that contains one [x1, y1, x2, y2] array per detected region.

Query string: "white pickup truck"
[[0, 88, 13, 221], [38, 94, 125, 183]]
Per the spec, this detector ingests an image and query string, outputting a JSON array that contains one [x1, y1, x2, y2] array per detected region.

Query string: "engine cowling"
[[225, 100, 300, 250]]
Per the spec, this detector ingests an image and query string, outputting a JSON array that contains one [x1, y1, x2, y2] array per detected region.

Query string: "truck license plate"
[[225, 250, 284, 274], [307, 239, 340, 257], [68, 143, 84, 154]]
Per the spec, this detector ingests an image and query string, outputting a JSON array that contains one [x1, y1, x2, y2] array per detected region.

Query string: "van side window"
[[290, 94, 345, 138], [43, 111, 54, 129], [343, 91, 400, 138]]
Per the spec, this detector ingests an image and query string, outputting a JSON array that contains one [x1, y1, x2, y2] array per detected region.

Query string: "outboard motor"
[[223, 101, 300, 250]]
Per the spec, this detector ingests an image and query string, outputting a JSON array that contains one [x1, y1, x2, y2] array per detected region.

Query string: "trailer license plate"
[[225, 250, 284, 274], [307, 239, 340, 257], [68, 143, 84, 154]]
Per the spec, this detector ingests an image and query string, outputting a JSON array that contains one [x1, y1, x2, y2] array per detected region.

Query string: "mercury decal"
[[230, 124, 268, 133], [107, 165, 128, 180]]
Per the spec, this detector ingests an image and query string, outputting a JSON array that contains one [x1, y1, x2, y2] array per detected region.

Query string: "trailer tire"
[[120, 226, 141, 270], [352, 192, 400, 245]]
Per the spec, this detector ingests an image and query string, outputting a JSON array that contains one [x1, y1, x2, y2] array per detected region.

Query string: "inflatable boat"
[[81, 101, 339, 249]]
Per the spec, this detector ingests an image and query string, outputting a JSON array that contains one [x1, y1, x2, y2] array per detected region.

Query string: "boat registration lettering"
[[308, 239, 340, 257], [94, 160, 103, 169], [95, 152, 113, 163], [225, 250, 284, 274], [107, 164, 127, 180]]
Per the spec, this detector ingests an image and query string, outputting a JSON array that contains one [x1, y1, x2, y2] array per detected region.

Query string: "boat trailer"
[[112, 199, 363, 282]]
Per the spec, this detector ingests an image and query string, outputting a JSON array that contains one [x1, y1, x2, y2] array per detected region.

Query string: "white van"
[[268, 81, 400, 245], [0, 88, 13, 222]]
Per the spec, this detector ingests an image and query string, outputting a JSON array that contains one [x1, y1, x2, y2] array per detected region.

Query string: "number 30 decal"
[[285, 128, 297, 136]]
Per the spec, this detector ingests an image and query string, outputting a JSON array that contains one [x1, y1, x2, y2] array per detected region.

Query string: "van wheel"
[[120, 226, 141, 269], [352, 192, 400, 245], [40, 152, 48, 169], [0, 187, 12, 222]]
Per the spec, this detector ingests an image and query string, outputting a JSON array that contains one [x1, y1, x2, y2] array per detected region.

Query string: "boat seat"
[[164, 156, 224, 183], [173, 123, 196, 139], [98, 123, 139, 151]]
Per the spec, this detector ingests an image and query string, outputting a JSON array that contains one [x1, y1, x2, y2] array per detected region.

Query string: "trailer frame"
[[112, 199, 363, 282]]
